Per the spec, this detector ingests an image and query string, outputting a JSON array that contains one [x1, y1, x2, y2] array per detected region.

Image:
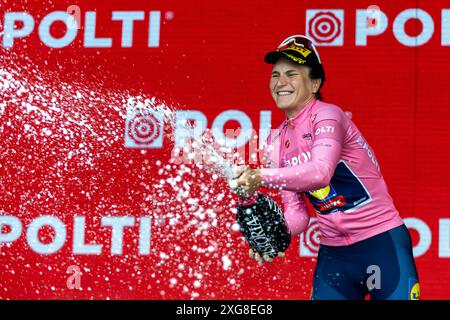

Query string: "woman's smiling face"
[[270, 57, 320, 117]]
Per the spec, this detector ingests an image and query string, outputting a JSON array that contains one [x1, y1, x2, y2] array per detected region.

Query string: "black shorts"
[[311, 224, 419, 300]]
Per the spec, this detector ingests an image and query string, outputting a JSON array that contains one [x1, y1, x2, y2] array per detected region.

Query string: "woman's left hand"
[[249, 248, 285, 264], [234, 167, 262, 198]]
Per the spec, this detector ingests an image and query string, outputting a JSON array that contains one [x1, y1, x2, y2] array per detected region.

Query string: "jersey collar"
[[285, 97, 317, 127]]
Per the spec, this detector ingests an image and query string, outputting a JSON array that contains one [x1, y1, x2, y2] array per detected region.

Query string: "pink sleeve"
[[261, 107, 346, 192], [262, 132, 310, 236], [281, 190, 310, 237]]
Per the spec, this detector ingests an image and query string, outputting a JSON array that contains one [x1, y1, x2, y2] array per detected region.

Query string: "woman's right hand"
[[249, 248, 285, 264]]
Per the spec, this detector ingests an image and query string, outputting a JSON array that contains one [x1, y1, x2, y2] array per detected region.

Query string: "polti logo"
[[0, 214, 152, 256], [298, 217, 450, 258], [124, 106, 272, 150], [125, 107, 165, 148], [306, 8, 450, 47], [306, 9, 344, 46], [299, 218, 321, 257], [1, 9, 169, 48]]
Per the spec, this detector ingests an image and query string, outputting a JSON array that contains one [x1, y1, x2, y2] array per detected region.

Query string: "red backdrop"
[[0, 0, 449, 299]]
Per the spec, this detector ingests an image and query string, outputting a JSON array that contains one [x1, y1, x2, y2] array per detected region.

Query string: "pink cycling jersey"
[[261, 98, 404, 246]]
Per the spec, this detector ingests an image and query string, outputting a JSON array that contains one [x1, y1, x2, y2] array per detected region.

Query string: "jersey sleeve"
[[261, 131, 310, 237], [261, 106, 347, 192], [280, 190, 310, 237]]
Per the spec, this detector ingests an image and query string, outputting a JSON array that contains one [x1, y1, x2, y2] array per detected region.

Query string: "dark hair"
[[309, 66, 325, 101], [314, 91, 323, 101]]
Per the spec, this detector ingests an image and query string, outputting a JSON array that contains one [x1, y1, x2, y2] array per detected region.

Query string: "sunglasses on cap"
[[277, 35, 322, 64]]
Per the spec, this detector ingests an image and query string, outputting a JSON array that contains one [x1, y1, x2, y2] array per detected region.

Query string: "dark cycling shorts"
[[311, 224, 419, 300]]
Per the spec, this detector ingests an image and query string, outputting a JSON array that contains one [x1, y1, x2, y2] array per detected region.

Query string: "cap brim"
[[264, 51, 288, 64]]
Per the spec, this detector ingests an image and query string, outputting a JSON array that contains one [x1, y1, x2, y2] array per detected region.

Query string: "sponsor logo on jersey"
[[284, 152, 311, 167], [315, 125, 335, 136], [302, 133, 313, 140], [409, 279, 420, 300], [305, 160, 372, 214]]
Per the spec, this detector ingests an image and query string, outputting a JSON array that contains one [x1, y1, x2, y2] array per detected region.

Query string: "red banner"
[[0, 0, 449, 299]]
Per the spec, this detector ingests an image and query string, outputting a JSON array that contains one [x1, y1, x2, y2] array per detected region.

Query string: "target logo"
[[306, 9, 344, 46], [125, 107, 164, 148], [299, 218, 321, 257]]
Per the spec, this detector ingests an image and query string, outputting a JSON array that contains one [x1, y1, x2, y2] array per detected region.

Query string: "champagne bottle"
[[235, 192, 291, 258]]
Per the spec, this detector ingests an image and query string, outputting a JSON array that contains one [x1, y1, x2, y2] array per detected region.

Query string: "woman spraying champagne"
[[233, 35, 419, 300]]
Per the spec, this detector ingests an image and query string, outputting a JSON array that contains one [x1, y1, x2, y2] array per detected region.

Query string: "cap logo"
[[283, 53, 306, 64], [282, 43, 312, 58]]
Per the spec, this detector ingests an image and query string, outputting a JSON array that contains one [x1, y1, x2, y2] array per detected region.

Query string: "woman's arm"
[[261, 134, 342, 191], [261, 107, 347, 192], [235, 107, 348, 195], [281, 190, 310, 237]]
